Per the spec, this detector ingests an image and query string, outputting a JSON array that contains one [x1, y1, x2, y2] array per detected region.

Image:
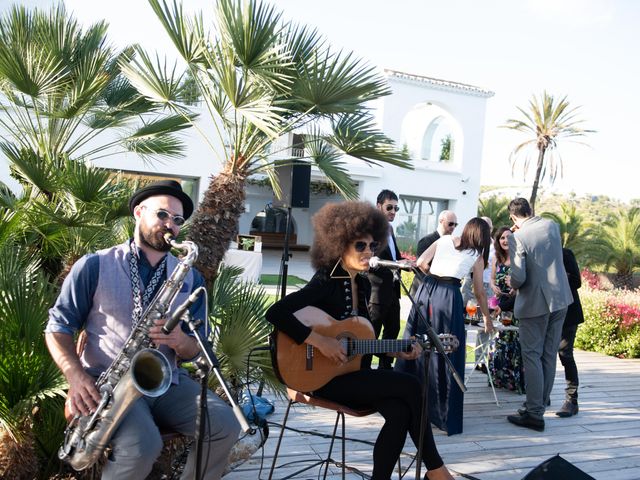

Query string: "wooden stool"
[[268, 388, 376, 480]]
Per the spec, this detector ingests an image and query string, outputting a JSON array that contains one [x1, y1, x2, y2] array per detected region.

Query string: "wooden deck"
[[224, 349, 640, 480]]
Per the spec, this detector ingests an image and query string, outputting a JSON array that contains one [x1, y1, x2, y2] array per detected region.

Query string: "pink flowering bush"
[[581, 268, 602, 290], [576, 287, 640, 358], [401, 250, 417, 262]]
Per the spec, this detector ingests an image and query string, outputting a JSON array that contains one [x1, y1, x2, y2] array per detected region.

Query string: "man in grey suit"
[[506, 198, 573, 431]]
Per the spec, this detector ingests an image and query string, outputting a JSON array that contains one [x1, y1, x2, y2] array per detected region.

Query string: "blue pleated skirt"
[[395, 275, 466, 435]]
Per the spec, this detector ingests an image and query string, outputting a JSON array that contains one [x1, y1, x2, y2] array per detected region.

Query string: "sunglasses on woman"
[[354, 241, 379, 252], [143, 206, 186, 226]]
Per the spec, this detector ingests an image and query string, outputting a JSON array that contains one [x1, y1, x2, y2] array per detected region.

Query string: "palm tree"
[[502, 91, 593, 214], [590, 207, 640, 289], [540, 202, 596, 265], [478, 195, 510, 231], [122, 0, 411, 282], [0, 242, 66, 479], [0, 4, 192, 279]]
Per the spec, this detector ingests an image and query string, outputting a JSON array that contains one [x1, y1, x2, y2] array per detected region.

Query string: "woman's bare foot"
[[426, 464, 455, 480]]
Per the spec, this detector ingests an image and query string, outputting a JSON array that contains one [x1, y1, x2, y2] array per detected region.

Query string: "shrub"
[[576, 287, 640, 358]]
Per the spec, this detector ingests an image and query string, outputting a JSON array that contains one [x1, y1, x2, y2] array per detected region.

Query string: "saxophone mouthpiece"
[[164, 233, 175, 245]]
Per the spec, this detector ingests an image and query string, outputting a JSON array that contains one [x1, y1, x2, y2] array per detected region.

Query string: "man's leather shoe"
[[507, 412, 545, 431], [556, 401, 579, 418]]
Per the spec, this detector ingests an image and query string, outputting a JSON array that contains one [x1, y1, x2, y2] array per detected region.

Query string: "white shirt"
[[387, 226, 397, 261], [430, 235, 479, 279]]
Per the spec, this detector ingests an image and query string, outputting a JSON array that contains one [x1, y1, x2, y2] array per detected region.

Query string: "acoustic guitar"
[[272, 306, 459, 392]]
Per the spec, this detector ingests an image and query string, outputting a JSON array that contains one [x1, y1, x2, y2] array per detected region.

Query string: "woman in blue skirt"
[[396, 218, 493, 435]]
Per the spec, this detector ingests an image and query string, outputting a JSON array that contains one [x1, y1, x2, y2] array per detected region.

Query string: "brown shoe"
[[556, 401, 579, 417]]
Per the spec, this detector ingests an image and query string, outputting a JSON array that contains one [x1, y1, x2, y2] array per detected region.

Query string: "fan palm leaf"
[[589, 207, 640, 289], [478, 196, 510, 230], [207, 266, 281, 395], [0, 243, 65, 445], [540, 202, 598, 265]]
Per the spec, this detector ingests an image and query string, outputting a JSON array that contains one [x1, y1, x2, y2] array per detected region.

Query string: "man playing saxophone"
[[45, 180, 240, 479]]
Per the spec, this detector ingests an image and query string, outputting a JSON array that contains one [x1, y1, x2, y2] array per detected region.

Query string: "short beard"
[[139, 224, 172, 252]]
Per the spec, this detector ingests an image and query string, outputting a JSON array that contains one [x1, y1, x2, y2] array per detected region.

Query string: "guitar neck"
[[349, 338, 417, 356]]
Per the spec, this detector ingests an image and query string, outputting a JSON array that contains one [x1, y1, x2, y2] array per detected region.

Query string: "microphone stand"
[[182, 311, 252, 480], [397, 267, 466, 480]]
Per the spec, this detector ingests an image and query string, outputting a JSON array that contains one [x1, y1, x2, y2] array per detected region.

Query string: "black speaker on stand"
[[273, 163, 311, 299]]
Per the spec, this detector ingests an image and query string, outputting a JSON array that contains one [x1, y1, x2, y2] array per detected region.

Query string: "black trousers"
[[368, 298, 401, 368], [558, 322, 579, 402], [315, 368, 444, 479]]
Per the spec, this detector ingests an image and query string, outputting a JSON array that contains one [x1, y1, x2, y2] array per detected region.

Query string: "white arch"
[[400, 103, 463, 166]]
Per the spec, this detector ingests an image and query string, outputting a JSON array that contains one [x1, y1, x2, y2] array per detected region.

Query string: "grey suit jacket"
[[507, 216, 573, 318]]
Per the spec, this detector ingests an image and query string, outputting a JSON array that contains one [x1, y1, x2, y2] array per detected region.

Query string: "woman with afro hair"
[[266, 201, 453, 480]]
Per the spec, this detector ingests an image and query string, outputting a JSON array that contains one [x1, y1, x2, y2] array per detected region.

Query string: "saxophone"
[[58, 234, 199, 471]]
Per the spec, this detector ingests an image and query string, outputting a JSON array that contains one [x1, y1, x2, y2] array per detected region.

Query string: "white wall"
[[1, 70, 494, 246]]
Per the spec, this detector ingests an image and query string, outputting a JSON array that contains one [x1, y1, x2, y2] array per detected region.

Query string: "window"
[[421, 116, 456, 162], [395, 196, 449, 254]]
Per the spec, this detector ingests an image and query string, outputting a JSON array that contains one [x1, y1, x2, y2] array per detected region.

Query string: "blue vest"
[[80, 242, 194, 384]]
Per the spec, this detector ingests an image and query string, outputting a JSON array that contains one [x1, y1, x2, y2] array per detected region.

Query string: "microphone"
[[162, 287, 204, 334], [369, 256, 415, 271]]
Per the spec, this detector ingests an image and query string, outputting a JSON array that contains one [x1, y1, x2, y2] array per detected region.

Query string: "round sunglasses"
[[143, 206, 186, 226], [354, 240, 379, 252]]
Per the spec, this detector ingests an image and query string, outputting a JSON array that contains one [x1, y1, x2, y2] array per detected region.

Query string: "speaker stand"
[[278, 206, 293, 300]]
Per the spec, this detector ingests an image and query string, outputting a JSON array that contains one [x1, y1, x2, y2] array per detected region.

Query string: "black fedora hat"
[[129, 180, 194, 219]]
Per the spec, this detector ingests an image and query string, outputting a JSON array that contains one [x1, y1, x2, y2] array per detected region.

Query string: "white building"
[[0, 69, 493, 275]]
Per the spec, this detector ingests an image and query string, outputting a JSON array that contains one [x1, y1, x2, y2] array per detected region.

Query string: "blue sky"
[[10, 0, 640, 202]]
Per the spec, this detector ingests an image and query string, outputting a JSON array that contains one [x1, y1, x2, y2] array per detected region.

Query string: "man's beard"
[[139, 224, 172, 252]]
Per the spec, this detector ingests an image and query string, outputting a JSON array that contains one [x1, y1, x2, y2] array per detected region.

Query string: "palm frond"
[[217, 0, 293, 91], [119, 46, 188, 107], [292, 49, 390, 114], [327, 114, 411, 167], [207, 265, 280, 391], [304, 136, 357, 199], [147, 0, 207, 65]]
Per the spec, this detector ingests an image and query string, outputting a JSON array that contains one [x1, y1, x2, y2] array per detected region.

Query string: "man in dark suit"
[[368, 189, 403, 369], [416, 210, 458, 258], [506, 198, 573, 432], [557, 248, 584, 417]]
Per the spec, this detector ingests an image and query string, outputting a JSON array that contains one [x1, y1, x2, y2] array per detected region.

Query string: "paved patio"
[[224, 348, 640, 480]]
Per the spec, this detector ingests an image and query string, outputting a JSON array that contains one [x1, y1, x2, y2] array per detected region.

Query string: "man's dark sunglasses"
[[385, 205, 400, 212], [147, 207, 186, 226], [448, 222, 458, 228], [354, 241, 380, 252]]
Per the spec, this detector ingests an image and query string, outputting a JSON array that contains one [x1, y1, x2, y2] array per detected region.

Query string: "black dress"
[[265, 264, 444, 479]]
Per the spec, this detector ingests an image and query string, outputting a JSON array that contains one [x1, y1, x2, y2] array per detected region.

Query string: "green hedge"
[[576, 288, 640, 358]]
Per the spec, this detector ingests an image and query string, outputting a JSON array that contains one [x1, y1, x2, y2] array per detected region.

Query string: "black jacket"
[[562, 248, 584, 326], [368, 231, 402, 304], [416, 231, 440, 258], [265, 264, 371, 344]]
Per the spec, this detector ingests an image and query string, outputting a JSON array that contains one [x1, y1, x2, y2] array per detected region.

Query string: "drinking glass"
[[466, 300, 478, 323], [501, 311, 513, 326]]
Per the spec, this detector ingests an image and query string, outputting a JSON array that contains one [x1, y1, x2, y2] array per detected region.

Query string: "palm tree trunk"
[[529, 146, 546, 215], [613, 271, 634, 290], [188, 171, 247, 284]]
